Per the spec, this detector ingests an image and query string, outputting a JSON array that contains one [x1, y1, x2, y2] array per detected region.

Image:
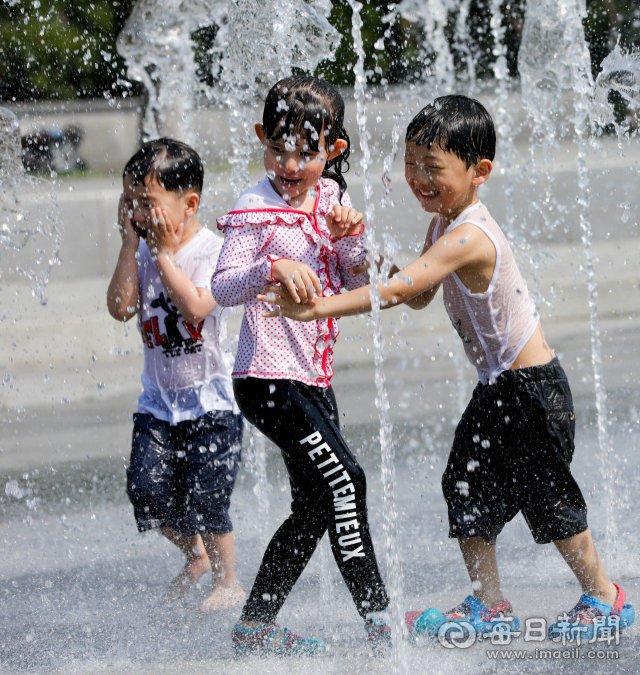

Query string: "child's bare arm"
[[402, 215, 440, 310], [107, 194, 140, 322], [146, 208, 217, 324], [259, 220, 490, 321], [346, 217, 440, 306]]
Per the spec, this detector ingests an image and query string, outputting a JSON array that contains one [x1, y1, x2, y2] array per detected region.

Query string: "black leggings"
[[234, 377, 389, 623]]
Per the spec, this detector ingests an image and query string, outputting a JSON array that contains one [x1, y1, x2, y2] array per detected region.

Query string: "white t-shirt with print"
[[136, 227, 238, 425]]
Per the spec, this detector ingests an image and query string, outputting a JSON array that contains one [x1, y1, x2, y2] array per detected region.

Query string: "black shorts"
[[442, 357, 588, 545], [126, 410, 243, 536]]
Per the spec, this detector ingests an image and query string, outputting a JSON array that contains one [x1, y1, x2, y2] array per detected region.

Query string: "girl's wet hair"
[[406, 95, 496, 167], [262, 76, 350, 201], [123, 138, 204, 195]]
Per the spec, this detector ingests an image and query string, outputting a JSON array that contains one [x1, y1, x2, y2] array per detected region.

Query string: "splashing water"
[[117, 0, 228, 146], [0, 107, 24, 183], [219, 0, 339, 194], [488, 0, 519, 241], [244, 424, 271, 545], [398, 0, 455, 92], [0, 107, 61, 305], [593, 43, 640, 129], [348, 1, 407, 671], [381, 112, 406, 210]]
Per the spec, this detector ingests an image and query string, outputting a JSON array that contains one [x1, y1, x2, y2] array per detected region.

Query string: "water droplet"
[[5, 480, 24, 499]]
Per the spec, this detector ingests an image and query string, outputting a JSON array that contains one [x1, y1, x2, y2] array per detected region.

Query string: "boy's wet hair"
[[406, 95, 496, 167], [262, 76, 350, 200], [123, 138, 204, 195]]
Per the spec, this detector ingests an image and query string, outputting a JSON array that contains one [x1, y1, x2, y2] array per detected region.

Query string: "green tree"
[[0, 0, 136, 102]]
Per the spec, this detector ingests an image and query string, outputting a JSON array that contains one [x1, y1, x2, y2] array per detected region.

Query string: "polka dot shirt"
[[211, 177, 369, 388]]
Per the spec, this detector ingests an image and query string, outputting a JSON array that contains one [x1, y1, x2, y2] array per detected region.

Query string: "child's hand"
[[258, 285, 319, 322], [146, 207, 183, 258], [325, 204, 364, 239], [271, 258, 323, 304], [118, 194, 140, 249]]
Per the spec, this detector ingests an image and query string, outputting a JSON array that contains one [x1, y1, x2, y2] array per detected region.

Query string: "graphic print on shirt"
[[141, 291, 204, 358]]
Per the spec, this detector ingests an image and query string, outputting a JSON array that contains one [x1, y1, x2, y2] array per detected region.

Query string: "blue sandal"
[[439, 596, 520, 634], [232, 622, 326, 656], [549, 583, 635, 641]]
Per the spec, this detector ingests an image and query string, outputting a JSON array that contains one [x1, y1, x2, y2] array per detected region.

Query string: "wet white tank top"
[[432, 201, 540, 384]]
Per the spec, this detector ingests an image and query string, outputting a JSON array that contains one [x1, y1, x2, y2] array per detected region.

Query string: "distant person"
[[261, 95, 635, 640], [211, 76, 439, 656], [107, 139, 244, 612]]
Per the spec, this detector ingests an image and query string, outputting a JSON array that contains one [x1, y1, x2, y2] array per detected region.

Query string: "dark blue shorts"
[[126, 410, 243, 536], [442, 357, 588, 545]]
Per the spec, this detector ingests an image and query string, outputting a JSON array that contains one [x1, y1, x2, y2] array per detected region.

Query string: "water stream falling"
[[348, 1, 407, 671], [218, 0, 339, 194], [0, 107, 61, 305], [0, 107, 24, 182], [244, 424, 271, 546], [488, 0, 518, 238], [519, 0, 617, 563], [398, 0, 455, 94], [116, 0, 227, 147], [593, 43, 640, 125]]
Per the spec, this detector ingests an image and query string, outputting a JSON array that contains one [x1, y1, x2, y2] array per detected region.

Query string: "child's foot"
[[162, 555, 211, 603], [365, 608, 443, 650], [440, 596, 520, 634], [199, 581, 246, 612], [232, 622, 326, 656], [549, 583, 635, 640]]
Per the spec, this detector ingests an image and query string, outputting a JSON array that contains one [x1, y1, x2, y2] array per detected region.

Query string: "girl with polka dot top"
[[211, 76, 395, 653]]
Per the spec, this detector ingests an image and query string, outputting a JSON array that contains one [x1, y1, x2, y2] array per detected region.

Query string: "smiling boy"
[[260, 95, 635, 639]]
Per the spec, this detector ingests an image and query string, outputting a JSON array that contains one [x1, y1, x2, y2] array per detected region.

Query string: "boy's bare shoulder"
[[445, 220, 497, 269]]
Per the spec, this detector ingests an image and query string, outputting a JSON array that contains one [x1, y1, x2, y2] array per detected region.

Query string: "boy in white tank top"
[[261, 96, 634, 639]]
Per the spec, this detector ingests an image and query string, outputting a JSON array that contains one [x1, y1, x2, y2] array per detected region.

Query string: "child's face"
[[255, 124, 346, 203], [404, 142, 491, 219], [122, 175, 193, 239]]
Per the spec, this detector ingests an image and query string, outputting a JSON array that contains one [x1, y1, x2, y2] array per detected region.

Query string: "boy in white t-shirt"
[[107, 138, 244, 612]]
